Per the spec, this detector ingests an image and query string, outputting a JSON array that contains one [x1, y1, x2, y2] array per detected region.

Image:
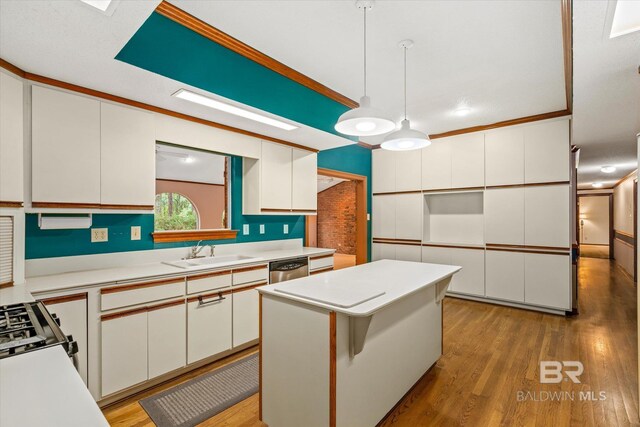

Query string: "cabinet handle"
[[197, 293, 226, 307]]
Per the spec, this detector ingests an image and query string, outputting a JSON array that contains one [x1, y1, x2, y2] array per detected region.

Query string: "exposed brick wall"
[[317, 181, 356, 255]]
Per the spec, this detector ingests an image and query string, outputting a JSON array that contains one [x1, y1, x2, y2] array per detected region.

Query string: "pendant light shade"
[[382, 39, 430, 151], [334, 1, 394, 137]]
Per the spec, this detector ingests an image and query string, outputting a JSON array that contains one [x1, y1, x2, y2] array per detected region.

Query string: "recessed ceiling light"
[[601, 166, 616, 173], [183, 156, 195, 164], [80, 0, 112, 12], [454, 107, 471, 116], [592, 182, 604, 188], [610, 0, 640, 38], [172, 89, 298, 131]]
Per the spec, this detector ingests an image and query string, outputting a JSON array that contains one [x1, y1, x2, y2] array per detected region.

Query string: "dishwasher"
[[269, 257, 309, 284]]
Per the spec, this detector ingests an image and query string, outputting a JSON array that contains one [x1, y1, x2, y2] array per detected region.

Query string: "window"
[[154, 193, 199, 231]]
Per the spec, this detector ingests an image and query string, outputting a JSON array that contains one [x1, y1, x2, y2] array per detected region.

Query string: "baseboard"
[[446, 293, 567, 316]]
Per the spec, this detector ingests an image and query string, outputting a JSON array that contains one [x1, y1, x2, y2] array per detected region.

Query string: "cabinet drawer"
[[187, 270, 232, 294], [233, 265, 268, 285], [309, 254, 334, 271], [101, 277, 185, 311]]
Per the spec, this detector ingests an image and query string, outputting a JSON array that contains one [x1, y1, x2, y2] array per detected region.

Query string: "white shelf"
[[423, 191, 484, 245]]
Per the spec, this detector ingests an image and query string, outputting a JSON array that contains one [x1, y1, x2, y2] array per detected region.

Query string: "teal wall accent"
[[116, 12, 354, 139]]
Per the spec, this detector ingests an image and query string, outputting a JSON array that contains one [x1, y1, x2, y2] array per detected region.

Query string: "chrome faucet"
[[189, 240, 206, 259]]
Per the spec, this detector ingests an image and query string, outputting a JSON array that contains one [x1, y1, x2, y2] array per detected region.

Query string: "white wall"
[[614, 173, 636, 235], [579, 196, 609, 245]]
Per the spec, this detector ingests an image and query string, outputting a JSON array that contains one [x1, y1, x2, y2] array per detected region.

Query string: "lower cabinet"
[[524, 252, 571, 310], [101, 309, 148, 397], [232, 286, 260, 347], [395, 244, 422, 262], [187, 290, 232, 364], [148, 302, 186, 379], [485, 250, 525, 303], [372, 243, 396, 261], [422, 246, 485, 297]]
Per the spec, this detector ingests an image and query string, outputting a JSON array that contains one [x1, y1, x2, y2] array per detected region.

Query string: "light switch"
[[243, 224, 250, 235], [131, 226, 141, 241], [283, 224, 289, 234], [260, 224, 265, 234], [91, 228, 108, 243]]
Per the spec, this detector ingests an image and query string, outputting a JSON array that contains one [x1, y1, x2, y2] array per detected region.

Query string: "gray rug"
[[140, 353, 259, 427]]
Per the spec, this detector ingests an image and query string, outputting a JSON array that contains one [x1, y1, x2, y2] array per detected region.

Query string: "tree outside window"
[[154, 193, 199, 231]]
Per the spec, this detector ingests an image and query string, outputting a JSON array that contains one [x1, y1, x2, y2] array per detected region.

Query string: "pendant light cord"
[[403, 45, 407, 120], [363, 7, 367, 97]]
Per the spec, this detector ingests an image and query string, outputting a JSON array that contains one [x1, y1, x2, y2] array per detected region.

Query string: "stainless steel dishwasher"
[[269, 257, 309, 283]]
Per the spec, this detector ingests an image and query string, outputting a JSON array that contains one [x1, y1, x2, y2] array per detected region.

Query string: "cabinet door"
[[395, 245, 422, 262], [395, 150, 421, 191], [524, 253, 571, 310], [485, 250, 524, 302], [421, 140, 451, 190], [100, 103, 155, 207], [187, 293, 232, 364], [449, 248, 485, 296], [261, 142, 292, 210], [372, 195, 396, 239], [372, 149, 395, 193], [372, 243, 396, 261], [32, 86, 101, 204], [0, 71, 23, 203], [232, 287, 259, 347], [485, 188, 524, 245], [148, 302, 186, 379], [524, 120, 569, 183], [45, 297, 88, 385], [485, 127, 524, 186], [450, 133, 484, 188], [101, 311, 148, 396], [524, 185, 570, 247], [395, 193, 422, 240], [291, 149, 317, 211], [421, 246, 452, 265]]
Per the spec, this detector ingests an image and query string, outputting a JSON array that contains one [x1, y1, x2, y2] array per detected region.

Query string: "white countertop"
[[0, 285, 35, 306], [0, 346, 108, 427], [21, 246, 334, 296], [259, 259, 461, 316]]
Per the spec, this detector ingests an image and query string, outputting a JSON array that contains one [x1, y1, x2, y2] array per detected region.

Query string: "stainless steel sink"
[[163, 255, 261, 269]]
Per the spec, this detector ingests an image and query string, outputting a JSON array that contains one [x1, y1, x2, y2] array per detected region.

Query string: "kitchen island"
[[258, 259, 461, 427]]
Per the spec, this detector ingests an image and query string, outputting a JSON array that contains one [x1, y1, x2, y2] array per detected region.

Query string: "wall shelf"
[[423, 191, 484, 245]]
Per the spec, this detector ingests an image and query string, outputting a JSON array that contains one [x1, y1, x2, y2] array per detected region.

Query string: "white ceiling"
[[573, 0, 640, 189], [156, 144, 226, 184], [317, 175, 347, 193]]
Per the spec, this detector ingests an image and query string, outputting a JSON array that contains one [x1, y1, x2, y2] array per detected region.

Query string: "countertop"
[[22, 246, 335, 296], [258, 259, 461, 316], [0, 346, 109, 427]]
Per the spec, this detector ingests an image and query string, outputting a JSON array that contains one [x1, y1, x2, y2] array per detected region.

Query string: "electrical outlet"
[[283, 224, 289, 234], [91, 228, 108, 243], [243, 224, 250, 235], [260, 224, 265, 234], [131, 226, 141, 241]]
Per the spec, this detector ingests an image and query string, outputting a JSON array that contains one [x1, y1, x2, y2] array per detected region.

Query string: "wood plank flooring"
[[103, 257, 638, 426], [581, 244, 610, 259]]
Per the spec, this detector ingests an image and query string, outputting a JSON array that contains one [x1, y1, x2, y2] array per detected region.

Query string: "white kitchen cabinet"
[[450, 133, 484, 188], [372, 195, 396, 239], [292, 149, 317, 211], [395, 244, 422, 262], [0, 71, 23, 204], [44, 295, 88, 385], [32, 85, 101, 205], [372, 149, 395, 193], [421, 140, 452, 190], [449, 248, 485, 296], [524, 120, 570, 183], [395, 150, 421, 192], [261, 141, 292, 210], [372, 243, 396, 261], [148, 302, 186, 379], [100, 102, 155, 207], [101, 310, 148, 396], [524, 252, 571, 310], [524, 185, 570, 247], [484, 188, 524, 245], [187, 291, 232, 364], [232, 286, 259, 347], [421, 246, 452, 265], [395, 193, 422, 240], [485, 250, 525, 302], [485, 127, 524, 186]]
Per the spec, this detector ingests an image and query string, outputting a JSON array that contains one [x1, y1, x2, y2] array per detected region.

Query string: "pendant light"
[[334, 1, 395, 137], [381, 40, 431, 151]]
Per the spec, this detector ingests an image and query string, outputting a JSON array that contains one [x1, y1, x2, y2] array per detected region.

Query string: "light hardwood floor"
[[333, 253, 356, 270], [580, 244, 610, 259], [103, 257, 638, 426]]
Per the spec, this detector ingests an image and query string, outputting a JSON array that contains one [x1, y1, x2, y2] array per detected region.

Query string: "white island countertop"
[[258, 259, 461, 316], [0, 346, 108, 427]]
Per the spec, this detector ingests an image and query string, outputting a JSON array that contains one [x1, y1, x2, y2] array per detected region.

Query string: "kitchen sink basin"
[[163, 255, 261, 269]]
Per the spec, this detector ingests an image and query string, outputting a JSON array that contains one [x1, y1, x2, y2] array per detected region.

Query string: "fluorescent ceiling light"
[[592, 182, 604, 188], [80, 0, 112, 12], [173, 89, 298, 131], [610, 0, 640, 38], [601, 165, 616, 173]]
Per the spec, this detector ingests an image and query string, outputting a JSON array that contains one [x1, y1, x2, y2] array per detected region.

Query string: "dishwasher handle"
[[269, 257, 309, 272]]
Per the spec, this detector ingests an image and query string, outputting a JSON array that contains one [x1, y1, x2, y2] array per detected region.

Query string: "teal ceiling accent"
[[116, 12, 353, 138]]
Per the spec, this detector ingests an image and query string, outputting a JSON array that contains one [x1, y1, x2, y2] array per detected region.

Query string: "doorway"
[[306, 168, 368, 268], [578, 194, 613, 259]]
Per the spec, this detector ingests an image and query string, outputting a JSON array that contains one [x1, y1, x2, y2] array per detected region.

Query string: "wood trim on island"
[[329, 311, 337, 427], [152, 229, 238, 243]]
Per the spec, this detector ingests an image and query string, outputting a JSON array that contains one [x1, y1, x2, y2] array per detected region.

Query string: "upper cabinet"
[[450, 133, 485, 188], [31, 86, 155, 209], [243, 141, 318, 214], [485, 127, 524, 186], [373, 149, 421, 193], [32, 86, 102, 206], [0, 71, 24, 205], [524, 120, 570, 183], [421, 140, 451, 190], [372, 149, 396, 193]]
